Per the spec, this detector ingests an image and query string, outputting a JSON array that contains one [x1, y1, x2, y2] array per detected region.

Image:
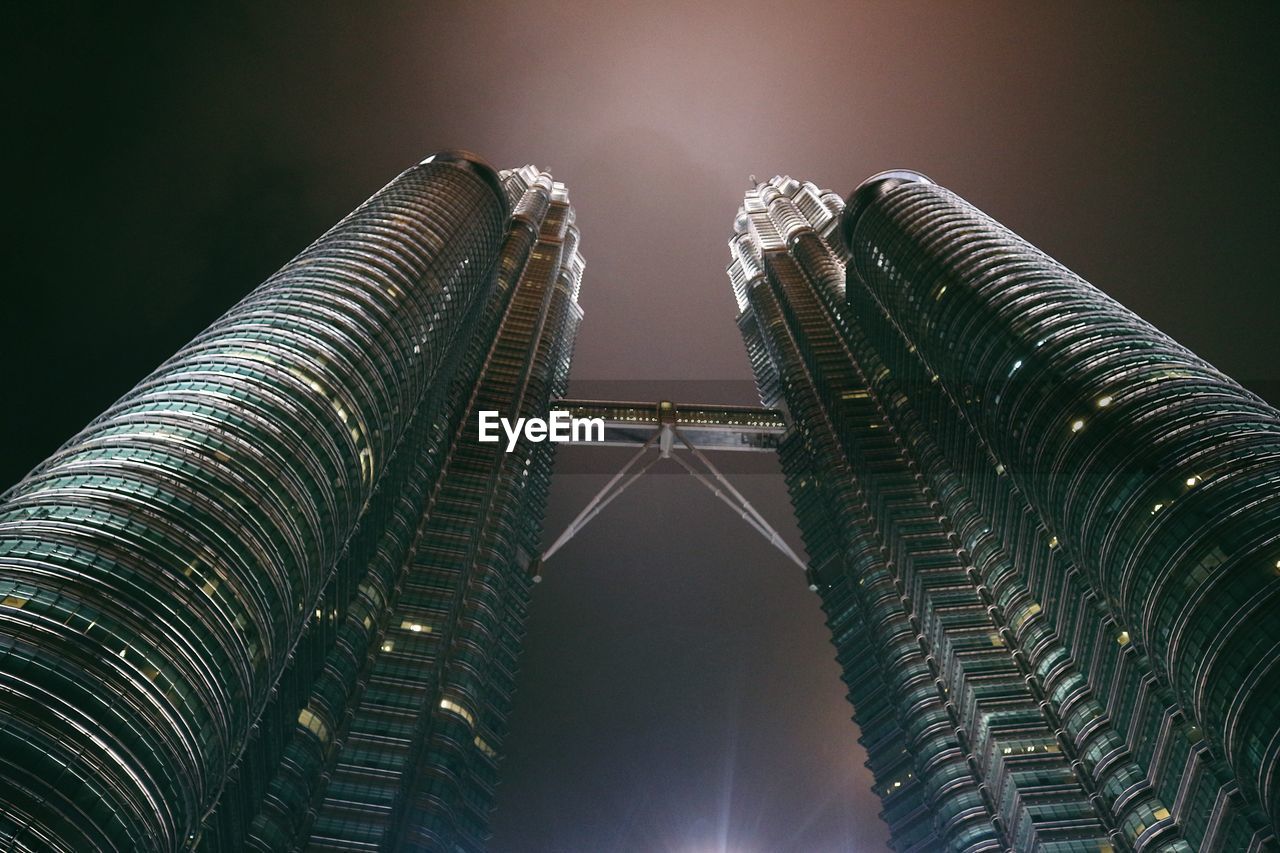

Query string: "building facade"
[[0, 153, 582, 852], [729, 173, 1279, 852]]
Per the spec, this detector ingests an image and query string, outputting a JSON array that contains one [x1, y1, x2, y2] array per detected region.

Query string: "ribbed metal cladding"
[[294, 167, 584, 853], [733, 175, 1280, 849], [843, 175, 1280, 832], [731, 178, 1031, 852], [0, 152, 509, 851]]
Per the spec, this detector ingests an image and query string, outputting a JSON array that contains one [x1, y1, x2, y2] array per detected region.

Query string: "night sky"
[[8, 4, 1280, 851]]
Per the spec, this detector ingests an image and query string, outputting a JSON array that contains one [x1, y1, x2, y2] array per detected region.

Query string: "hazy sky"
[[8, 3, 1279, 851]]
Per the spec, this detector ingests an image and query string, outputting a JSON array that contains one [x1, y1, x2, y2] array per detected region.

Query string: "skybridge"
[[536, 399, 806, 576]]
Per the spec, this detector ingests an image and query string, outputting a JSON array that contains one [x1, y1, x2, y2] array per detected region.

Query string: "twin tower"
[[0, 152, 1277, 852]]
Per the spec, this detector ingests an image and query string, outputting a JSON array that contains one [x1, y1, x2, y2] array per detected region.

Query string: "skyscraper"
[[729, 173, 1279, 851], [0, 153, 582, 852]]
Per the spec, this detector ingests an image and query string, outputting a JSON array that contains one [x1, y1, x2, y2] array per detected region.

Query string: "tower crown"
[[840, 168, 932, 248]]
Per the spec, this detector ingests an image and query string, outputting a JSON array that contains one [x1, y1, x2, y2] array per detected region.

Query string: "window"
[[440, 697, 475, 727], [298, 708, 330, 743]]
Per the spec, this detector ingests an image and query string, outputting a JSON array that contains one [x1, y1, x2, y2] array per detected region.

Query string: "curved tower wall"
[[733, 173, 1278, 851], [732, 178, 1021, 852], [0, 154, 510, 850], [303, 168, 584, 853], [844, 176, 1280, 835]]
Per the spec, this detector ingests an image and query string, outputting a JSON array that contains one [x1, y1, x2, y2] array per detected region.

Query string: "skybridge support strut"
[[536, 401, 806, 577], [540, 433, 659, 565], [672, 427, 806, 569]]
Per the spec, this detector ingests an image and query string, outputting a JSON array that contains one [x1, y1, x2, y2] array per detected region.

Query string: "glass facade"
[[0, 154, 582, 852], [729, 173, 1278, 851]]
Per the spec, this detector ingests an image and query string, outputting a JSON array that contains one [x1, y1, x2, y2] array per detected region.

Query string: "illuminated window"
[[298, 708, 330, 743], [474, 735, 498, 759], [381, 640, 394, 652], [440, 697, 476, 727], [400, 619, 431, 633], [1013, 602, 1042, 631], [1153, 807, 1170, 820], [1070, 419, 1085, 433], [1117, 631, 1130, 646], [1096, 395, 1113, 408]]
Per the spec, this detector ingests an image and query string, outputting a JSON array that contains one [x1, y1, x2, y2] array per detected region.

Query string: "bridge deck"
[[554, 399, 787, 451]]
